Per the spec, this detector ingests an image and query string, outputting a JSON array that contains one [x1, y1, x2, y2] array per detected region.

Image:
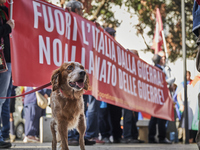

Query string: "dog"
[[50, 62, 89, 150]]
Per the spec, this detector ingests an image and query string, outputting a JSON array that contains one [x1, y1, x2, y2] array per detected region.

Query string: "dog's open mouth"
[[69, 79, 84, 89]]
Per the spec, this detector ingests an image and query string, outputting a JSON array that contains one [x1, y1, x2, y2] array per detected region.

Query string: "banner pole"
[[161, 30, 168, 63], [9, 0, 13, 20]]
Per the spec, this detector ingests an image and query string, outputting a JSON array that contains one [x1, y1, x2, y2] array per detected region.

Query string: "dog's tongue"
[[76, 81, 84, 88]]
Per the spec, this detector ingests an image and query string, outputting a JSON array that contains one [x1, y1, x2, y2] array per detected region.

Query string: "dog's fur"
[[50, 62, 89, 150]]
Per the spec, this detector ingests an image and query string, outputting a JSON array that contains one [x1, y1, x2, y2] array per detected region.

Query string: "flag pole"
[[9, 0, 13, 20], [161, 30, 169, 62]]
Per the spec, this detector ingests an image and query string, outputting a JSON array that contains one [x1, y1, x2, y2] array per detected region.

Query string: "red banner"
[[11, 0, 174, 121]]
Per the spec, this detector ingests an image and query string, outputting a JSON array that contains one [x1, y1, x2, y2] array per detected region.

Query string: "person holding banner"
[[0, 0, 14, 148], [121, 50, 144, 144], [148, 52, 173, 144], [65, 0, 102, 145], [98, 27, 122, 144]]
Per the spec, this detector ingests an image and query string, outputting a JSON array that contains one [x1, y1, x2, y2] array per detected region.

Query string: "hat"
[[105, 27, 116, 35], [152, 54, 162, 65]]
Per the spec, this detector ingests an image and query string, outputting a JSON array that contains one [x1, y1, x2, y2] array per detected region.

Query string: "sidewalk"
[[10, 141, 198, 150]]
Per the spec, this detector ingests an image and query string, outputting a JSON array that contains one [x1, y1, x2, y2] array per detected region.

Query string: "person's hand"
[[6, 19, 15, 30], [44, 94, 48, 99], [94, 21, 100, 28], [65, 7, 71, 13]]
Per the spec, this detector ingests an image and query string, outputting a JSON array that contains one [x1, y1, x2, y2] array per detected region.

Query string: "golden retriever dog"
[[50, 62, 89, 150]]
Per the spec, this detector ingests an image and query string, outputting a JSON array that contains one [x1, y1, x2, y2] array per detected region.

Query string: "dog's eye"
[[67, 65, 74, 70]]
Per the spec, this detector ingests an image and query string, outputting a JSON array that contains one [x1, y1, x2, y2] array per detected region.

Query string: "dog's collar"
[[59, 89, 63, 94]]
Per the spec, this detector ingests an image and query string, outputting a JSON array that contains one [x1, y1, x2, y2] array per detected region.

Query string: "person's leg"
[[148, 116, 157, 142], [68, 129, 79, 141], [85, 95, 100, 139], [157, 118, 172, 144], [1, 78, 12, 139], [123, 109, 133, 139], [0, 63, 12, 148], [24, 103, 41, 137], [68, 129, 79, 146], [109, 104, 122, 142], [132, 111, 139, 140], [99, 107, 111, 139], [0, 63, 11, 141]]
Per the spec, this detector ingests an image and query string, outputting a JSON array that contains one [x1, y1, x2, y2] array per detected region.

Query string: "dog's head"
[[51, 62, 89, 92]]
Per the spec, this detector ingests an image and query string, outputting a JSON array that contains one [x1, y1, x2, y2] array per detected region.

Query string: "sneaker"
[[23, 136, 39, 143], [89, 137, 105, 144], [159, 138, 172, 144], [102, 137, 111, 144], [0, 141, 12, 148]]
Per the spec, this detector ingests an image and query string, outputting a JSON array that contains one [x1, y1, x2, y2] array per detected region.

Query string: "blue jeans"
[[0, 63, 12, 141], [84, 95, 100, 139], [123, 109, 138, 139], [68, 129, 79, 141], [1, 76, 12, 139]]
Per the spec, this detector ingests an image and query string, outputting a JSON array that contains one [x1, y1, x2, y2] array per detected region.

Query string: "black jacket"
[[0, 6, 12, 63]]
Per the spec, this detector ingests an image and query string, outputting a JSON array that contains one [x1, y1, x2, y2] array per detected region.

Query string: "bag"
[[34, 88, 48, 109], [0, 38, 7, 73]]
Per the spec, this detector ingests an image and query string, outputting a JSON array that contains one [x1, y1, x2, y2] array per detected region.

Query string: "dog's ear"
[[83, 73, 89, 90], [51, 69, 60, 91]]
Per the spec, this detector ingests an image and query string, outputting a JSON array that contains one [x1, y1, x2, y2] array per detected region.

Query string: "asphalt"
[[9, 141, 199, 150]]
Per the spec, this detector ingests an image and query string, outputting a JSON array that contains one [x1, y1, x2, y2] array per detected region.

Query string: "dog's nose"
[[79, 71, 86, 77]]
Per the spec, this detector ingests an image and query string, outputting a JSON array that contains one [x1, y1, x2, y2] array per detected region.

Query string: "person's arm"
[[164, 66, 176, 85]]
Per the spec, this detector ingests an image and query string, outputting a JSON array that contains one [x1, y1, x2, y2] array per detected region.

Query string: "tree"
[[49, 0, 197, 62]]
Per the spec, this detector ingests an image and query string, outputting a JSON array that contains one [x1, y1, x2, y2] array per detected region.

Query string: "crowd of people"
[[0, 0, 200, 149]]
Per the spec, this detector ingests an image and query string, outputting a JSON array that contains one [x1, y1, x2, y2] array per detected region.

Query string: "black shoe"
[[159, 138, 172, 144], [121, 138, 144, 143], [102, 137, 111, 144], [148, 140, 158, 143], [113, 138, 122, 143], [68, 139, 79, 146], [120, 138, 128, 143], [85, 138, 96, 145], [129, 139, 145, 143], [0, 141, 12, 148]]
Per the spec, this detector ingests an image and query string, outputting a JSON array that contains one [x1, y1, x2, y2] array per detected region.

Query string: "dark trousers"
[[123, 109, 138, 139], [99, 107, 112, 138], [108, 104, 122, 140], [148, 116, 167, 141]]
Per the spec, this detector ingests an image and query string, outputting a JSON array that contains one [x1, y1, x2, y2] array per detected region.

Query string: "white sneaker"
[[23, 136, 28, 143], [23, 136, 39, 143]]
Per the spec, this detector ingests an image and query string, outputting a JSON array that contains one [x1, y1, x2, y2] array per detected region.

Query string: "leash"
[[0, 82, 52, 99]]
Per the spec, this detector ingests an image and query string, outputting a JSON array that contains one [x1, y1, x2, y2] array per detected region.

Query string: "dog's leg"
[[77, 114, 86, 150], [57, 121, 69, 150], [50, 119, 57, 150]]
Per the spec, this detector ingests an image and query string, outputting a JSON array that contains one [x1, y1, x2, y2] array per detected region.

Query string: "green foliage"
[[48, 0, 197, 62]]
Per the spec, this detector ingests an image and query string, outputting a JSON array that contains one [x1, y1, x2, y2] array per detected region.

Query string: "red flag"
[[4, 1, 9, 8], [151, 8, 163, 54]]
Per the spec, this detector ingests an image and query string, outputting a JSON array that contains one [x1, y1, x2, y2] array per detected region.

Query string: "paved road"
[[10, 141, 198, 150]]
